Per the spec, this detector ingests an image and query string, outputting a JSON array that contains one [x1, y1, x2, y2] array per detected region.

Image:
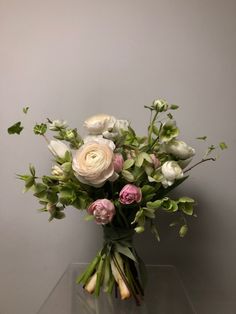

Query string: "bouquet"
[[8, 99, 227, 305]]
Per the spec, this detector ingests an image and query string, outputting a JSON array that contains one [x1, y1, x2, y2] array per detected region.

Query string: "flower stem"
[[112, 253, 141, 306], [184, 157, 216, 174]]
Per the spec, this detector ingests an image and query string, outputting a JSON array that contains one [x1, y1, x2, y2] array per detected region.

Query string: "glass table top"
[[37, 264, 195, 314]]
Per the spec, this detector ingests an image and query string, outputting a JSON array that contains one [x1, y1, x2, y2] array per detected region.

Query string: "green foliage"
[[219, 142, 228, 150], [33, 123, 47, 135], [179, 224, 188, 237], [23, 106, 29, 114], [8, 122, 24, 135]]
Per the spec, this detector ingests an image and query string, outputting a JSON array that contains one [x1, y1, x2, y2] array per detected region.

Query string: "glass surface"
[[37, 264, 195, 314]]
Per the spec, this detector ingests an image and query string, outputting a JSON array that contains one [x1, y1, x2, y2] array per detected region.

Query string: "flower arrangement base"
[[76, 226, 146, 305], [37, 264, 195, 314]]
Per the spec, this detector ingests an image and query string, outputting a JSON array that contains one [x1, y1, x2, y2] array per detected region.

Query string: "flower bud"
[[87, 199, 115, 224], [164, 140, 195, 160], [51, 165, 63, 176], [113, 153, 124, 173], [119, 184, 142, 205]]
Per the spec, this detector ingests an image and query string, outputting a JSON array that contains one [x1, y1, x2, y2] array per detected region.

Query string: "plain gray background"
[[0, 0, 235, 313]]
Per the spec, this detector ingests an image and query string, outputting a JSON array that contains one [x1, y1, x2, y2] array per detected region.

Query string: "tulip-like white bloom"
[[48, 140, 69, 159], [72, 140, 116, 187], [84, 114, 116, 135], [164, 140, 195, 160], [161, 161, 184, 187]]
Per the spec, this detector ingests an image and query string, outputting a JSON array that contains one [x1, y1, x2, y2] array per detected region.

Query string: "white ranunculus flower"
[[103, 119, 129, 140], [164, 140, 195, 160], [72, 141, 115, 187], [83, 135, 115, 151], [161, 161, 184, 187], [114, 119, 129, 132], [84, 114, 116, 135], [48, 140, 69, 159]]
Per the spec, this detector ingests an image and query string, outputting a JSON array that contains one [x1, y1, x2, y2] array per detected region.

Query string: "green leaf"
[[134, 226, 145, 233], [167, 113, 173, 119], [196, 136, 207, 141], [121, 169, 134, 182], [219, 142, 228, 150], [147, 199, 163, 209], [150, 222, 160, 241], [33, 123, 47, 135], [123, 159, 134, 170], [29, 164, 36, 177], [115, 244, 137, 262], [23, 106, 29, 114], [169, 220, 179, 227], [179, 224, 188, 237], [141, 185, 156, 196], [143, 207, 155, 219], [170, 104, 179, 110], [7, 122, 24, 135], [84, 214, 94, 221], [135, 153, 144, 167], [178, 197, 195, 203], [178, 202, 193, 215]]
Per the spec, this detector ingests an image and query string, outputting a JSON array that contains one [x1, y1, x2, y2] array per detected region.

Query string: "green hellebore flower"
[[159, 120, 179, 142]]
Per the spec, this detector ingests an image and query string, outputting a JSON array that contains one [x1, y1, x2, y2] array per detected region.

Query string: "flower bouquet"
[[9, 99, 227, 305]]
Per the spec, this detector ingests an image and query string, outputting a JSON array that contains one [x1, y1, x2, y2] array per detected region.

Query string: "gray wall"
[[0, 0, 235, 313]]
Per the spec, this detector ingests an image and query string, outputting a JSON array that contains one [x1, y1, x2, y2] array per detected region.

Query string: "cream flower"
[[84, 114, 116, 135], [72, 141, 115, 187], [164, 140, 195, 160], [48, 140, 69, 159], [83, 135, 115, 151], [103, 119, 129, 139], [161, 161, 184, 187]]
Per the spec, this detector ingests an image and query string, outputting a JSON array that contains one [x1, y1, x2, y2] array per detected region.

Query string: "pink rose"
[[113, 153, 124, 173], [150, 154, 160, 169], [87, 199, 115, 224], [119, 184, 142, 205]]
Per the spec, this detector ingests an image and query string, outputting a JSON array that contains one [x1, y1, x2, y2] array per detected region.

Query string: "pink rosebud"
[[113, 153, 124, 173], [119, 184, 142, 205], [87, 199, 115, 225], [150, 154, 160, 169]]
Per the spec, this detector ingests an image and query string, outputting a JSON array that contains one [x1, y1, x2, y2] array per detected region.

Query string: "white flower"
[[164, 140, 195, 160], [84, 114, 116, 135], [48, 140, 69, 159], [114, 119, 129, 133], [51, 165, 63, 176], [178, 157, 193, 169], [103, 119, 129, 140], [83, 135, 115, 151], [72, 141, 116, 187], [161, 161, 184, 187], [49, 120, 67, 130]]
